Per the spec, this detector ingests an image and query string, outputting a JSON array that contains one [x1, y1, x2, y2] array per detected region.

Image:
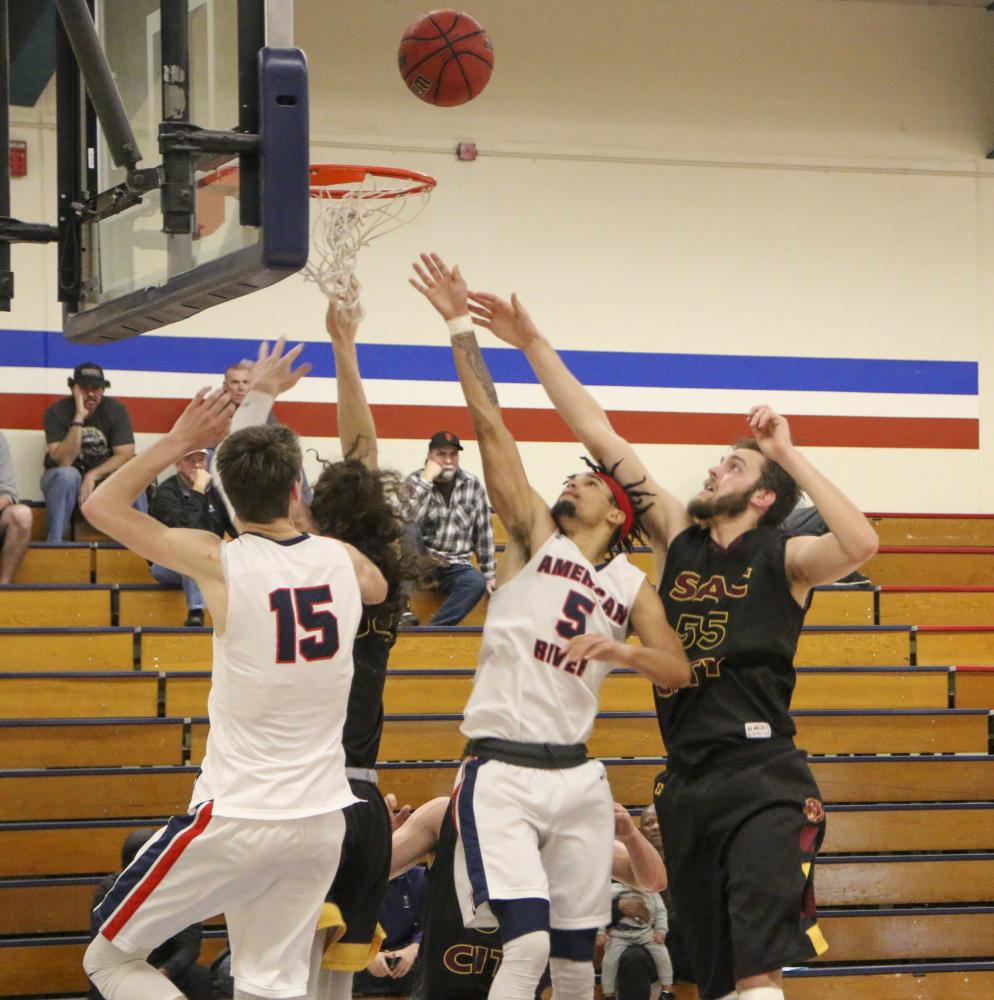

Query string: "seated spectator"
[[41, 363, 145, 541], [0, 431, 32, 583], [404, 431, 495, 625], [351, 865, 427, 997], [89, 829, 212, 1000], [149, 447, 234, 626], [601, 881, 674, 1000]]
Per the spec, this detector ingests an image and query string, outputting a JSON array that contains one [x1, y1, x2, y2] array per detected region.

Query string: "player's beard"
[[687, 486, 753, 522], [551, 498, 577, 533]]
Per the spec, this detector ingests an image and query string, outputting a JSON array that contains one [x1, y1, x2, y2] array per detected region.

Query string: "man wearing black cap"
[[40, 363, 144, 541], [405, 429, 496, 625]]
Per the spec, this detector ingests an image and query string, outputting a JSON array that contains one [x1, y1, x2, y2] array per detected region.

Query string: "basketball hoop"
[[304, 164, 437, 306]]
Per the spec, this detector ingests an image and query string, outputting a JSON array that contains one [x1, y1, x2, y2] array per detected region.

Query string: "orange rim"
[[308, 164, 437, 200]]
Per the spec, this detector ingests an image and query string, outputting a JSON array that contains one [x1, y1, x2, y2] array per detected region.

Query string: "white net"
[[302, 168, 435, 307]]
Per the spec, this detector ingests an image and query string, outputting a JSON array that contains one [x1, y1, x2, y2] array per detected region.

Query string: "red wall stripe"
[[0, 394, 978, 449]]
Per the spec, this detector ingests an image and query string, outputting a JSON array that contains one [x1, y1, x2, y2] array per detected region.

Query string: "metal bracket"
[[158, 122, 259, 158], [0, 216, 59, 243]]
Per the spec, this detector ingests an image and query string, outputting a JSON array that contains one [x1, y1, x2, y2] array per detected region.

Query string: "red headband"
[[594, 472, 635, 540]]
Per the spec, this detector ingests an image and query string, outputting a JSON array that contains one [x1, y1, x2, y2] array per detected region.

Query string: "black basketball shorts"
[[319, 778, 392, 971], [654, 746, 827, 1000]]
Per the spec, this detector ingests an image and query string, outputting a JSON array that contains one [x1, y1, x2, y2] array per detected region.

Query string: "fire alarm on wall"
[[9, 140, 27, 178]]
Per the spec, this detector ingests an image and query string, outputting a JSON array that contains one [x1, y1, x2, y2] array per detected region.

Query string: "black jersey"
[[343, 601, 398, 770], [412, 806, 503, 1000], [655, 525, 808, 771]]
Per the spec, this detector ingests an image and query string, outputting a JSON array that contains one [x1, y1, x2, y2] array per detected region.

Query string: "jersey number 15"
[[269, 585, 340, 663]]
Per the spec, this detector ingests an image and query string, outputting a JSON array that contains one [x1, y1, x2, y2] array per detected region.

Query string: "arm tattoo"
[[452, 332, 499, 407]]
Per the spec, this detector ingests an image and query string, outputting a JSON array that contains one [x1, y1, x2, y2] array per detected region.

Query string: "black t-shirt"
[[412, 807, 503, 1000], [654, 525, 808, 771], [43, 396, 135, 472]]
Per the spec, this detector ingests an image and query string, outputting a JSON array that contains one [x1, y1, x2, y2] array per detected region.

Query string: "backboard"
[[56, 0, 308, 343]]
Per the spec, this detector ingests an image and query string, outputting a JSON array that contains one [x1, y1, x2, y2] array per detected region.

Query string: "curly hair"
[[308, 455, 430, 616], [579, 455, 655, 556]]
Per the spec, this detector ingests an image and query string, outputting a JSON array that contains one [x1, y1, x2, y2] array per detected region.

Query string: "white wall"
[[4, 0, 994, 511]]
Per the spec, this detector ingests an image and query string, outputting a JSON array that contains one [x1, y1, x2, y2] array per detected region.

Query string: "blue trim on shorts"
[[456, 757, 490, 909], [490, 898, 551, 945], [92, 810, 198, 926], [549, 927, 598, 961]]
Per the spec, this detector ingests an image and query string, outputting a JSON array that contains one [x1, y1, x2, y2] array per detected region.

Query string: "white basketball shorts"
[[93, 801, 346, 999], [451, 756, 614, 931]]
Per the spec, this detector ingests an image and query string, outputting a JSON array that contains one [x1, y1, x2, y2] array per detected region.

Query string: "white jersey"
[[190, 532, 362, 819], [461, 532, 645, 745]]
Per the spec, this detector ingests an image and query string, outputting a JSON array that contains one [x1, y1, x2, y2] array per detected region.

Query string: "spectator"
[[601, 882, 674, 1000], [222, 363, 254, 409], [351, 866, 427, 997], [0, 431, 32, 583], [404, 430, 495, 625], [148, 447, 234, 626], [220, 359, 313, 512], [41, 362, 145, 541], [89, 829, 212, 1000]]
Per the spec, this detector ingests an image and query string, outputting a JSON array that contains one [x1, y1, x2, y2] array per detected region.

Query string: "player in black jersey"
[[465, 293, 879, 1000], [390, 798, 667, 1000], [225, 292, 427, 1000]]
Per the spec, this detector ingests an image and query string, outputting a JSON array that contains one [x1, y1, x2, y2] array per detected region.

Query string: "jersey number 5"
[[556, 590, 597, 640], [270, 585, 340, 663]]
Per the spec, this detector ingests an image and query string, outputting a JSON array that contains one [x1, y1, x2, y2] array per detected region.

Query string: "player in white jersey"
[[81, 357, 388, 1000], [410, 253, 691, 1000]]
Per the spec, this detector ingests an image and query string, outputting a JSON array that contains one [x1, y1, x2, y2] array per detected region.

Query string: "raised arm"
[[83, 390, 235, 623], [327, 280, 378, 470], [565, 577, 690, 690], [410, 254, 553, 565], [212, 339, 311, 528], [610, 802, 667, 892], [468, 291, 692, 567], [749, 406, 879, 600]]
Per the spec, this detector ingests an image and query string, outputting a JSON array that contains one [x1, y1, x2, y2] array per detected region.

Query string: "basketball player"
[[390, 798, 666, 1000], [80, 371, 388, 1000], [227, 298, 427, 1000], [463, 290, 879, 1000], [410, 252, 691, 1000]]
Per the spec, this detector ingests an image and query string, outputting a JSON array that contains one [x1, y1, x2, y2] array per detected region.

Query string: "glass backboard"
[[57, 0, 308, 342]]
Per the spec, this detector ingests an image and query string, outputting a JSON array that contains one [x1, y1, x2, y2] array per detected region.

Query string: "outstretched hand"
[[243, 337, 312, 399], [169, 387, 236, 452], [566, 631, 624, 665], [748, 405, 794, 462], [326, 275, 365, 345], [409, 252, 468, 320], [468, 291, 541, 349]]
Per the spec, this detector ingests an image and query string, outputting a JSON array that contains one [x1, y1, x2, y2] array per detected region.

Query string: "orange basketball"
[[398, 10, 494, 107]]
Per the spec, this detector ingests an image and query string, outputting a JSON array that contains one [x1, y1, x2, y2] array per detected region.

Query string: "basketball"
[[398, 10, 494, 107]]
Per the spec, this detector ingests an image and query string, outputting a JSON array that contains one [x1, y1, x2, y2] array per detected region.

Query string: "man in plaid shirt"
[[405, 430, 496, 625]]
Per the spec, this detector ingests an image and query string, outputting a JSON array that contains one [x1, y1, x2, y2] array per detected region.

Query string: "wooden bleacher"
[[4, 513, 994, 997]]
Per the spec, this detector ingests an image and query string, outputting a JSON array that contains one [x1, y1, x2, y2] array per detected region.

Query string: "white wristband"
[[446, 314, 474, 337]]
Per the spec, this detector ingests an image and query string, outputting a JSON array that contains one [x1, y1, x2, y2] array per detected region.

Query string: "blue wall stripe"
[[0, 329, 978, 396]]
